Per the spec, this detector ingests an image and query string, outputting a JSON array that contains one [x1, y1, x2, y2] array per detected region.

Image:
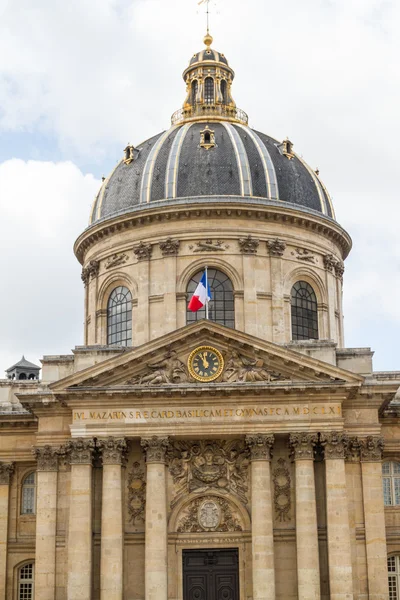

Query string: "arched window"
[[191, 80, 198, 107], [291, 281, 319, 340], [221, 80, 228, 104], [187, 269, 234, 328], [19, 373, 27, 380], [204, 77, 214, 104], [107, 286, 132, 347], [382, 462, 400, 506], [18, 563, 34, 600], [21, 472, 36, 515], [388, 556, 400, 598]]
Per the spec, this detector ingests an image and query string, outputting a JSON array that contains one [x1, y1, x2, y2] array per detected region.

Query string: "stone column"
[[246, 434, 275, 600], [289, 433, 320, 600], [0, 463, 14, 600], [267, 239, 286, 343], [360, 436, 389, 600], [141, 436, 169, 600], [98, 438, 128, 600], [32, 446, 59, 600], [67, 439, 95, 600], [321, 432, 354, 600]]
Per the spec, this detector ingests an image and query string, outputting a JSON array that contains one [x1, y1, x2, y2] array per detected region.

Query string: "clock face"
[[188, 346, 224, 382]]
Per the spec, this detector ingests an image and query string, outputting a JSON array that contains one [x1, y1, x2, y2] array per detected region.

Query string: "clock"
[[188, 346, 224, 382]]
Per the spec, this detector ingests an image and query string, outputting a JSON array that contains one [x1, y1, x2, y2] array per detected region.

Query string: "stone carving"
[[291, 248, 316, 263], [246, 434, 274, 461], [346, 436, 362, 462], [223, 351, 286, 383], [32, 445, 59, 471], [266, 239, 286, 256], [273, 458, 291, 522], [289, 433, 318, 460], [81, 260, 100, 285], [134, 242, 153, 261], [104, 252, 129, 270], [168, 439, 249, 506], [0, 462, 14, 485], [127, 461, 146, 523], [320, 431, 349, 459], [323, 254, 337, 272], [238, 235, 259, 254], [159, 238, 180, 256], [98, 437, 128, 465], [360, 436, 384, 462], [335, 261, 345, 280], [65, 438, 96, 465], [141, 436, 169, 463], [189, 239, 229, 252], [127, 351, 188, 385], [176, 495, 242, 533]]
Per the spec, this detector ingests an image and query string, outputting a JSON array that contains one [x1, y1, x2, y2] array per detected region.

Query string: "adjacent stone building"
[[1, 32, 400, 600]]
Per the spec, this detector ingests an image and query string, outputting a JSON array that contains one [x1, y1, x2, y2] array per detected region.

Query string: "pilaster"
[[267, 239, 286, 343], [0, 463, 14, 600]]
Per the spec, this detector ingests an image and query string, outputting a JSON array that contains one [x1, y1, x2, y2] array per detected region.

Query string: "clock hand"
[[202, 352, 209, 368]]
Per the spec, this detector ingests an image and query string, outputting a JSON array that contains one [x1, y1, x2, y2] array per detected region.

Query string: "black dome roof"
[[90, 122, 334, 225]]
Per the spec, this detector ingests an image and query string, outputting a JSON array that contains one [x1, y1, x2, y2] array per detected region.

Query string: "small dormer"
[[6, 356, 41, 381]]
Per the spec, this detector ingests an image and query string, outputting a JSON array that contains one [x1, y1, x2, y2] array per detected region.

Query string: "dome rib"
[[140, 128, 175, 205], [165, 123, 193, 199], [221, 122, 253, 196]]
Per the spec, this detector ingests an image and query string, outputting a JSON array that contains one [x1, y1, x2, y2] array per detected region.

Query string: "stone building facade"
[[1, 32, 400, 600]]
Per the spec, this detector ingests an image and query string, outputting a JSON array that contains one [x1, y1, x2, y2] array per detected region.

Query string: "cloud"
[[0, 158, 100, 373], [0, 0, 399, 371]]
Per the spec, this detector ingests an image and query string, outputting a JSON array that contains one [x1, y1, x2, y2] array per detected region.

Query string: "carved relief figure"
[[127, 351, 188, 385], [223, 351, 286, 383], [176, 495, 242, 533], [168, 440, 249, 506]]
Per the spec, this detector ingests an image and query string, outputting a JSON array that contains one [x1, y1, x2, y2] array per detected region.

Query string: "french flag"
[[188, 271, 212, 312]]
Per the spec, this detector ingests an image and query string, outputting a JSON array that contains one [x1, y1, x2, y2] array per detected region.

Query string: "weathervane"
[[198, 0, 212, 34]]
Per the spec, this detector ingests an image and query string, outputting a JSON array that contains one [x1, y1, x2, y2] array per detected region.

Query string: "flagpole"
[[205, 265, 209, 320]]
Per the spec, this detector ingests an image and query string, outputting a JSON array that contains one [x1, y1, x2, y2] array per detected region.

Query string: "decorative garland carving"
[[291, 248, 316, 263], [134, 242, 153, 261], [238, 235, 259, 254], [266, 239, 286, 257], [0, 462, 14, 485], [98, 437, 128, 465], [141, 436, 169, 463], [246, 434, 274, 461], [176, 495, 242, 533], [159, 238, 180, 256], [289, 433, 318, 460], [32, 445, 59, 471], [168, 439, 249, 506], [189, 239, 229, 252], [320, 431, 349, 460], [126, 351, 188, 385], [360, 436, 384, 462], [273, 458, 291, 522], [104, 253, 128, 270], [127, 461, 146, 523], [223, 351, 287, 383], [81, 260, 100, 286]]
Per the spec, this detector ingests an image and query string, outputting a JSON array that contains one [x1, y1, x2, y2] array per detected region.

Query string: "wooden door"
[[183, 549, 239, 600]]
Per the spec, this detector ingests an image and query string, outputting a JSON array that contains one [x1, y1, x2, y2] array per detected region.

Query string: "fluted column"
[[321, 432, 353, 600], [32, 446, 59, 600], [246, 434, 275, 600], [0, 463, 14, 600], [98, 438, 128, 600], [289, 433, 320, 600], [360, 436, 389, 600], [141, 436, 169, 600], [67, 439, 95, 600]]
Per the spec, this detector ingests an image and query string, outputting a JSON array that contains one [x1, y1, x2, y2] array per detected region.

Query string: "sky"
[[0, 0, 399, 374]]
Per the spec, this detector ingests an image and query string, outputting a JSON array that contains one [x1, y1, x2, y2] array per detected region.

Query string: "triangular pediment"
[[50, 322, 363, 394]]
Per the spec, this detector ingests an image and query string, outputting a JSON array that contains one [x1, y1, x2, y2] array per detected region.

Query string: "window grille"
[[291, 281, 319, 340], [21, 473, 36, 515], [191, 80, 198, 107], [186, 269, 234, 329], [204, 77, 214, 104], [107, 286, 132, 347], [18, 563, 34, 600], [388, 556, 400, 599], [383, 462, 400, 506]]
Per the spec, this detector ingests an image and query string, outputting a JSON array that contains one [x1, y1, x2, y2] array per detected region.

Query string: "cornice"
[[74, 199, 352, 264]]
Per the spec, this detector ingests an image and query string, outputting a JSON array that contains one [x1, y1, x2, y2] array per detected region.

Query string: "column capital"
[[246, 434, 274, 461], [289, 432, 318, 460], [360, 435, 384, 462], [320, 431, 349, 460], [98, 437, 128, 465], [0, 462, 14, 485], [141, 436, 169, 463], [66, 438, 96, 465], [345, 436, 362, 462], [32, 445, 59, 471]]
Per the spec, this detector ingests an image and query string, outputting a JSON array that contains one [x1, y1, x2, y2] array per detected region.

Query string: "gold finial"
[[204, 32, 213, 47]]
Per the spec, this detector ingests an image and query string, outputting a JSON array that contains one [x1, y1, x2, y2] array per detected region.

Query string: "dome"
[[90, 123, 334, 225], [189, 48, 229, 66]]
